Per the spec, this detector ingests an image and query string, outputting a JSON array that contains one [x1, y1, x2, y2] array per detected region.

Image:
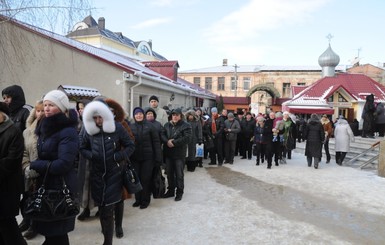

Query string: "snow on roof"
[[5, 16, 215, 99], [59, 85, 101, 97], [284, 73, 385, 106]]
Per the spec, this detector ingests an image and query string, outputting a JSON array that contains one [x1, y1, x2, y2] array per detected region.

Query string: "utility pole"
[[233, 64, 239, 97]]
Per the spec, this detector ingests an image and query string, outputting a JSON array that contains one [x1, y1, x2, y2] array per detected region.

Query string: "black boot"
[[307, 156, 312, 167], [163, 189, 175, 198], [77, 207, 90, 221], [100, 206, 114, 245], [114, 201, 124, 238], [18, 218, 30, 232], [175, 189, 183, 201]]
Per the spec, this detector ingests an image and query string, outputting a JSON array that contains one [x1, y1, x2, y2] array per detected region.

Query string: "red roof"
[[142, 61, 179, 81], [292, 86, 308, 96], [142, 60, 179, 68], [295, 73, 385, 101]]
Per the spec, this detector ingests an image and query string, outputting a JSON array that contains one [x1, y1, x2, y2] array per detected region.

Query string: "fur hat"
[[82, 101, 115, 135], [43, 90, 70, 112], [149, 95, 159, 102], [0, 102, 9, 116]]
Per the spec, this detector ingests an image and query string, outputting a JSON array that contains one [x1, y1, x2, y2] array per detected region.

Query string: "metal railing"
[[345, 141, 380, 169]]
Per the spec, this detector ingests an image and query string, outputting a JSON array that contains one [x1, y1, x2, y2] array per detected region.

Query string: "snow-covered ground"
[[22, 151, 385, 245]]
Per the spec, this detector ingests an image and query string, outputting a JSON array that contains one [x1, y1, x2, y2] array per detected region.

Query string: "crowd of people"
[[0, 85, 382, 245]]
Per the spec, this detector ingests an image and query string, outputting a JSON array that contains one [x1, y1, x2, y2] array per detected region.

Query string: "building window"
[[243, 77, 250, 90], [297, 82, 306, 86], [282, 83, 291, 97], [231, 77, 236, 91], [205, 77, 212, 90], [338, 93, 348, 102], [327, 95, 334, 102], [193, 77, 201, 87], [217, 77, 225, 91]]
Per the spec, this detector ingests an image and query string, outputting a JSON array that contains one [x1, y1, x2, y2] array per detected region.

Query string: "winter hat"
[[43, 90, 70, 112], [149, 95, 159, 102], [310, 113, 319, 120], [211, 107, 218, 113], [0, 102, 9, 115], [171, 108, 182, 115], [227, 112, 234, 118], [133, 107, 144, 116]]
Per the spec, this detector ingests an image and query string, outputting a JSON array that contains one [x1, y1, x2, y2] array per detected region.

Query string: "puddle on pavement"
[[207, 166, 385, 244]]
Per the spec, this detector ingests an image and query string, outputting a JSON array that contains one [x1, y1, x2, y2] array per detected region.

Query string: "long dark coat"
[[185, 110, 203, 161], [304, 118, 325, 158], [30, 110, 79, 236], [80, 122, 135, 206], [0, 117, 24, 218]]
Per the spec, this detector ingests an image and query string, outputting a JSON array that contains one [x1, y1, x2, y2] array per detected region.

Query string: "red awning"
[[287, 107, 334, 115]]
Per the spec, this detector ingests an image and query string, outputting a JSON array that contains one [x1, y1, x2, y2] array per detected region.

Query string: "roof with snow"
[[58, 85, 101, 98], [67, 16, 166, 61], [284, 73, 385, 107], [1, 15, 215, 99]]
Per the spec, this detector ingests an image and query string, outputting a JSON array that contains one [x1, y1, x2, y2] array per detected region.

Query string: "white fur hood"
[[83, 101, 115, 135]]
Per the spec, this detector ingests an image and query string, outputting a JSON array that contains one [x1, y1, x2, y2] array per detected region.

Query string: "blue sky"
[[89, 0, 385, 71]]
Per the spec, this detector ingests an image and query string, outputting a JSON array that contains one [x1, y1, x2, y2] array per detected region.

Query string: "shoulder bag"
[[23, 162, 80, 222], [122, 156, 143, 194]]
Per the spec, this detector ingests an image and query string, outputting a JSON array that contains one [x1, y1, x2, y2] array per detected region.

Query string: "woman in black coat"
[[30, 90, 79, 245], [130, 107, 161, 209], [0, 102, 27, 245], [80, 100, 135, 245], [304, 114, 325, 169]]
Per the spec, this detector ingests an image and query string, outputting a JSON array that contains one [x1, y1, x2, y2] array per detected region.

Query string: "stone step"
[[293, 136, 382, 170]]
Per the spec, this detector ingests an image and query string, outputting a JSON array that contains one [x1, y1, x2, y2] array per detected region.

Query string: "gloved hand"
[[25, 166, 39, 178]]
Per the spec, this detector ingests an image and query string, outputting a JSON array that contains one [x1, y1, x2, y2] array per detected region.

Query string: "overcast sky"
[[89, 0, 385, 70]]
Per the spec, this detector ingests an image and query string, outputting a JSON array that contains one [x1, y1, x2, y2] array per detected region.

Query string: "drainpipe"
[[129, 73, 142, 115]]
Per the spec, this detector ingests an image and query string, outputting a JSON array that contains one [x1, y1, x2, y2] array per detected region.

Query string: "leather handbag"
[[152, 166, 165, 199], [23, 162, 79, 222], [122, 159, 143, 194]]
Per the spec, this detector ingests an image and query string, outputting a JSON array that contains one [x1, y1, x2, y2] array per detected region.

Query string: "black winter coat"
[[1, 85, 31, 132], [161, 120, 192, 159], [0, 117, 24, 219], [241, 119, 256, 138], [30, 110, 79, 236], [130, 120, 161, 163], [304, 118, 325, 158], [80, 122, 135, 206]]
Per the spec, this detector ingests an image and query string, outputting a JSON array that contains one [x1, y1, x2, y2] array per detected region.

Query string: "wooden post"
[[378, 141, 385, 177]]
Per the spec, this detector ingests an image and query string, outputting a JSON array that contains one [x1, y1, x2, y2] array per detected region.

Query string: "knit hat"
[[0, 102, 9, 115], [211, 107, 218, 113], [133, 107, 144, 116], [149, 95, 159, 102], [228, 112, 234, 118], [171, 108, 182, 115], [43, 90, 70, 112]]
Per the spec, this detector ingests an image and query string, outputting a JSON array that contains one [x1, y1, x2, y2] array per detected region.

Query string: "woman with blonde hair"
[[21, 100, 44, 240]]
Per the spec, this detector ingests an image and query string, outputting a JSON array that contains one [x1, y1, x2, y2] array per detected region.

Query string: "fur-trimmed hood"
[[83, 101, 115, 136], [185, 109, 198, 121]]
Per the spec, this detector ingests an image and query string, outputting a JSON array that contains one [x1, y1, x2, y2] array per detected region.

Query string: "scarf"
[[212, 114, 218, 134]]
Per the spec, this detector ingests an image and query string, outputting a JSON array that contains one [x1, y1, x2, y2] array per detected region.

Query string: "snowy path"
[[23, 151, 385, 245]]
